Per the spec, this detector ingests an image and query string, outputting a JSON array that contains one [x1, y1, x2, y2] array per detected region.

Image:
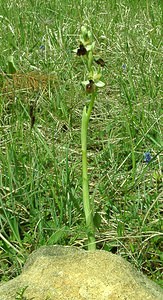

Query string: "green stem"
[[81, 92, 96, 250]]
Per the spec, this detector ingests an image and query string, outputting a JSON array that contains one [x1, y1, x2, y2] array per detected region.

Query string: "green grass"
[[0, 0, 162, 287]]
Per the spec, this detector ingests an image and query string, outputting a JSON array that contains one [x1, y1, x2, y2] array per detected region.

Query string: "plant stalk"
[[81, 92, 96, 250]]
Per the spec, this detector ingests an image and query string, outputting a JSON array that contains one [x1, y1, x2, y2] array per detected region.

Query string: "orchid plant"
[[75, 26, 105, 250]]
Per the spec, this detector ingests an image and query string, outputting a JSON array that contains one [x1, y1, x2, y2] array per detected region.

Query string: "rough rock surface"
[[0, 245, 162, 300]]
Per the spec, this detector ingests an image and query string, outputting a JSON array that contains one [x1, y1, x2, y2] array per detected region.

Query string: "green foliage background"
[[0, 0, 162, 286]]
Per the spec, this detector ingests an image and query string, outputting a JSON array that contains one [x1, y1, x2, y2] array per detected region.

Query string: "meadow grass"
[[0, 0, 162, 286]]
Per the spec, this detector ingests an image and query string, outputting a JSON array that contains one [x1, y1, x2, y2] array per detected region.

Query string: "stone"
[[0, 245, 162, 300]]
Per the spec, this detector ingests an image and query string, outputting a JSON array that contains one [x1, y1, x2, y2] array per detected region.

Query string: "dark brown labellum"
[[95, 58, 105, 67], [77, 44, 87, 56], [86, 79, 94, 93]]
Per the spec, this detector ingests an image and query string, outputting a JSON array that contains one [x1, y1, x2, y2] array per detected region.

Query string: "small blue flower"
[[144, 152, 152, 163], [40, 45, 45, 51], [122, 64, 127, 71]]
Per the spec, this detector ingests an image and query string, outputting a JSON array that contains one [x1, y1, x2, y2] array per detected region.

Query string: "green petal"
[[82, 80, 90, 86], [95, 81, 105, 87]]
